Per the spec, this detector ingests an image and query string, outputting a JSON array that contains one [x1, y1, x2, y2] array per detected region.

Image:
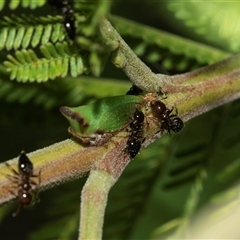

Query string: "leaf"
[[0, 75, 131, 109], [3, 42, 90, 82], [0, 14, 65, 50], [110, 15, 230, 73], [167, 1, 240, 53], [0, 0, 45, 10]]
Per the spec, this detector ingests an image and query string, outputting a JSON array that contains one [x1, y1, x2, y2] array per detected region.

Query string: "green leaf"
[[9, 0, 20, 10], [110, 15, 230, 73], [60, 95, 142, 143], [4, 42, 89, 82], [167, 1, 240, 53], [0, 14, 66, 50]]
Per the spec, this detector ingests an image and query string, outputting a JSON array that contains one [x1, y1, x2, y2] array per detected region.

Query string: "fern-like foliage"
[[0, 0, 113, 82], [0, 74, 130, 109], [167, 1, 240, 53], [74, 0, 112, 37], [3, 42, 88, 82], [0, 0, 46, 10], [0, 14, 65, 50], [110, 15, 230, 73]]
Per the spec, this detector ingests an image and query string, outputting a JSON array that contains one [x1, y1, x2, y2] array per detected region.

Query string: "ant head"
[[126, 84, 143, 95], [171, 117, 184, 132], [18, 152, 33, 175], [134, 109, 144, 123]]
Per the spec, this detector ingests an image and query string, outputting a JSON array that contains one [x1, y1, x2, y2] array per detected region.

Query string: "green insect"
[[60, 95, 142, 145]]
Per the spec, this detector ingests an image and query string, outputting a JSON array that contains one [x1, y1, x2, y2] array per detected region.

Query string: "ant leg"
[[12, 204, 21, 217], [30, 169, 41, 185], [171, 104, 179, 116], [27, 169, 41, 204], [4, 163, 20, 186], [167, 127, 172, 137], [4, 163, 19, 197], [5, 162, 19, 176], [35, 170, 41, 203], [38, 169, 41, 187], [160, 95, 168, 100], [5, 174, 19, 184], [7, 189, 20, 217], [167, 107, 174, 115], [175, 107, 178, 116]]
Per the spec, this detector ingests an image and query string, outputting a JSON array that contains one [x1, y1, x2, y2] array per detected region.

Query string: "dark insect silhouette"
[[48, 0, 76, 40], [150, 100, 184, 135], [126, 84, 143, 96], [126, 109, 145, 159], [5, 151, 41, 217]]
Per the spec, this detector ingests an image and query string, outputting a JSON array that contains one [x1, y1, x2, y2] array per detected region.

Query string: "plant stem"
[[98, 17, 166, 92], [1, 51, 240, 215], [0, 139, 108, 204], [79, 170, 115, 240], [79, 134, 131, 239]]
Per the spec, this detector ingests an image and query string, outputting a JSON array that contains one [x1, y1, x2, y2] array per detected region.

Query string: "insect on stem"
[[5, 151, 41, 217]]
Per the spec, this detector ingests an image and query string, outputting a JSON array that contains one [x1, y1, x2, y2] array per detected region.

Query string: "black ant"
[[126, 84, 143, 96], [48, 0, 76, 40], [150, 100, 184, 135], [126, 109, 145, 159], [5, 151, 41, 217]]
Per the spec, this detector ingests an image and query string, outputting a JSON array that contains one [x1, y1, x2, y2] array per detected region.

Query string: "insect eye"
[[171, 118, 184, 132]]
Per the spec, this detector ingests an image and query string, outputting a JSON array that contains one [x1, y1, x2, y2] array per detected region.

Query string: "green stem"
[[79, 135, 131, 239], [98, 17, 166, 92], [79, 170, 115, 240], [0, 139, 108, 204], [98, 17, 239, 101]]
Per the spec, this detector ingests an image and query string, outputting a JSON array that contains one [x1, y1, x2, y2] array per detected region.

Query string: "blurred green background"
[[1, 1, 240, 239]]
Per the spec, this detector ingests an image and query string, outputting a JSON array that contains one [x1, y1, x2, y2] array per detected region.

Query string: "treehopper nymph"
[[60, 95, 142, 146]]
